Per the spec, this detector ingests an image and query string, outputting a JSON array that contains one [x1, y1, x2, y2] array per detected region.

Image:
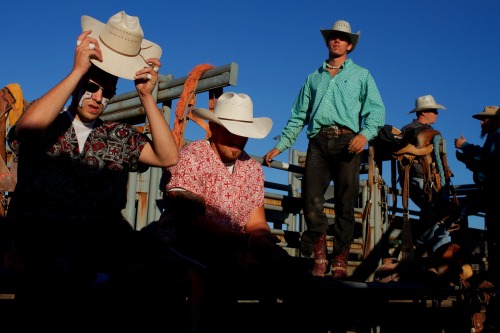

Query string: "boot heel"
[[331, 246, 350, 280]]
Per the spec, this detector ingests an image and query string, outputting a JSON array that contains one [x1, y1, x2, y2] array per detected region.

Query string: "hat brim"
[[320, 29, 360, 53], [472, 114, 500, 120], [82, 15, 162, 80], [408, 104, 447, 114], [192, 108, 272, 139]]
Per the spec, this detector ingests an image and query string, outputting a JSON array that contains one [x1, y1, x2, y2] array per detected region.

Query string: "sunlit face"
[[420, 109, 439, 125], [326, 32, 352, 56], [209, 123, 248, 164]]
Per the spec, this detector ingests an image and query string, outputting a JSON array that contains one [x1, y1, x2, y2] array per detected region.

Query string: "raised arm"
[[15, 30, 101, 138], [134, 57, 178, 168]]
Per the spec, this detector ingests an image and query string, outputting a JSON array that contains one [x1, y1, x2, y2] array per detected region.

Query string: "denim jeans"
[[300, 133, 359, 257], [408, 177, 451, 253]]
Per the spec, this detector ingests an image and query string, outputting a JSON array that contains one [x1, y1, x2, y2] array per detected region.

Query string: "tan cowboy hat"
[[192, 92, 273, 139], [408, 95, 447, 114], [320, 20, 360, 53], [472, 105, 500, 119], [81, 11, 162, 80]]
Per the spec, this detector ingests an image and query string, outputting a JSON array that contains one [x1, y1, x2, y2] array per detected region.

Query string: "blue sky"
[[2, 0, 499, 211]]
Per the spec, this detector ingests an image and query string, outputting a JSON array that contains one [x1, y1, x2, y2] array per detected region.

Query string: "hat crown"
[[100, 11, 143, 56], [332, 20, 353, 34], [415, 95, 437, 109], [214, 92, 254, 122], [484, 105, 500, 114], [473, 105, 500, 119], [408, 94, 446, 113]]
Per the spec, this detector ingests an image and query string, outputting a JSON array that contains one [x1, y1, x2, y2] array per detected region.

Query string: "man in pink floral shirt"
[[158, 92, 277, 252], [164, 138, 266, 233], [155, 92, 311, 332]]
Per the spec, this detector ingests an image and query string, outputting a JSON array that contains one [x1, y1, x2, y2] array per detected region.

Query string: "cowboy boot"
[[312, 234, 328, 277], [331, 246, 350, 280]]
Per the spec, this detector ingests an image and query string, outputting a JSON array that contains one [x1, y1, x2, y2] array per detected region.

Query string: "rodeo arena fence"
[[0, 62, 494, 332]]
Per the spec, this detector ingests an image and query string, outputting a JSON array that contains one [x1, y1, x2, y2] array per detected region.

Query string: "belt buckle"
[[332, 125, 339, 138]]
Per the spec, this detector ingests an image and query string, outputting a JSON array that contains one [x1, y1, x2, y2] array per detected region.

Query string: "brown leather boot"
[[312, 234, 328, 277], [331, 246, 350, 280]]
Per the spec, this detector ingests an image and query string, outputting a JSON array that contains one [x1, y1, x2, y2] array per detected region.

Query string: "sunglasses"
[[81, 81, 115, 99], [328, 32, 351, 43]]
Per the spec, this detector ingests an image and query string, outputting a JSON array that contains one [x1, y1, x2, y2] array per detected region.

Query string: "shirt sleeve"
[[359, 72, 385, 141], [275, 79, 311, 153]]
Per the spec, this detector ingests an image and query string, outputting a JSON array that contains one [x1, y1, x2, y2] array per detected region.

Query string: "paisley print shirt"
[[7, 111, 149, 218]]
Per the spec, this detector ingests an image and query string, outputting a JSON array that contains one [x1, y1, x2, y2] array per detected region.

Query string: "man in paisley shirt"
[[155, 92, 312, 332], [2, 12, 180, 329], [264, 20, 385, 279]]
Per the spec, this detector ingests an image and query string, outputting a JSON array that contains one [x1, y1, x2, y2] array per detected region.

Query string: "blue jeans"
[[408, 177, 451, 253], [300, 133, 359, 257]]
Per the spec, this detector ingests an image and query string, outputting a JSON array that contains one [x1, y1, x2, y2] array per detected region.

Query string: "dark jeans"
[[301, 133, 360, 257], [406, 177, 451, 254]]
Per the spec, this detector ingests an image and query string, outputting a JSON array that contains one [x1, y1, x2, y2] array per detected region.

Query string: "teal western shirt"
[[275, 59, 385, 152]]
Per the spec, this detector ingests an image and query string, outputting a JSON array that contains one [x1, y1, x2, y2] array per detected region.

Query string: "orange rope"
[[172, 64, 217, 148]]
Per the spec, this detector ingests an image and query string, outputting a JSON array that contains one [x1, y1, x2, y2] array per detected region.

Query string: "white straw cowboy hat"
[[320, 20, 360, 53], [192, 92, 273, 139], [409, 95, 447, 114], [472, 105, 500, 119], [81, 11, 162, 80]]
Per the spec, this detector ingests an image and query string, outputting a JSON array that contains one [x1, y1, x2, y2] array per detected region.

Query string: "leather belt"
[[317, 126, 353, 139]]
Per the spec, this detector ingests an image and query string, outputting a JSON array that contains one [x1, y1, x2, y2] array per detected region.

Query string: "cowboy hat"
[[320, 20, 360, 53], [192, 92, 272, 139], [409, 95, 447, 114], [472, 105, 500, 119], [81, 11, 162, 80]]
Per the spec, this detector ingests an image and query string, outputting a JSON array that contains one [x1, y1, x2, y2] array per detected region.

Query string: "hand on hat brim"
[[82, 13, 162, 80]]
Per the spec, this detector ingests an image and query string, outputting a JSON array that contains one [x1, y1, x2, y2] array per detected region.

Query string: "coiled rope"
[[171, 64, 223, 148]]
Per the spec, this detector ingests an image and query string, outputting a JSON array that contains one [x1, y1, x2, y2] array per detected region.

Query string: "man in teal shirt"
[[265, 19, 385, 279]]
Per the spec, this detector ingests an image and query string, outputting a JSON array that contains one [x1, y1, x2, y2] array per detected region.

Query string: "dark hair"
[[84, 65, 118, 87]]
